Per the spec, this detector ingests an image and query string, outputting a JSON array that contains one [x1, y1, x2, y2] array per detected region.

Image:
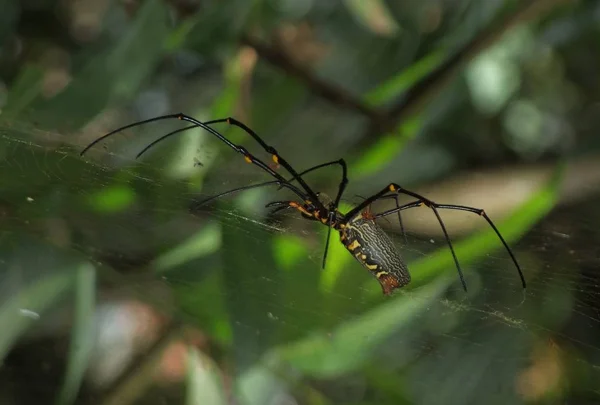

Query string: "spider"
[[81, 113, 526, 295]]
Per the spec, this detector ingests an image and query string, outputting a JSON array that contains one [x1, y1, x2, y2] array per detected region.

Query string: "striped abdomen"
[[340, 216, 410, 295]]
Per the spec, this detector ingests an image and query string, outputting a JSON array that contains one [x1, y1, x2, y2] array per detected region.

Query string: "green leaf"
[[277, 275, 451, 378], [85, 184, 137, 213], [186, 348, 227, 405], [221, 213, 280, 368], [362, 161, 565, 297], [364, 50, 447, 107], [153, 222, 222, 273], [265, 162, 564, 377], [0, 268, 75, 363], [55, 263, 96, 405], [32, 0, 171, 130], [343, 0, 401, 37], [351, 115, 421, 176], [410, 161, 562, 288], [235, 355, 290, 405], [1, 64, 45, 119]]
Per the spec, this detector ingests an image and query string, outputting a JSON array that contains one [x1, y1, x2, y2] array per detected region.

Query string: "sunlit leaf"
[[273, 234, 309, 271], [153, 222, 222, 273], [85, 184, 137, 213], [186, 348, 227, 405], [351, 115, 421, 177], [364, 50, 447, 107]]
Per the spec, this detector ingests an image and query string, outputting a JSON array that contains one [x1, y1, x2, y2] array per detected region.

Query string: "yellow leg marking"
[[375, 271, 389, 278], [389, 184, 397, 192], [367, 264, 378, 270], [272, 155, 279, 164], [244, 155, 252, 163], [347, 240, 361, 251], [289, 202, 312, 217]]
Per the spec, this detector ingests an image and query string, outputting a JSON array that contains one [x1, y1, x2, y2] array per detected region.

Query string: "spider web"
[[1, 121, 599, 405]]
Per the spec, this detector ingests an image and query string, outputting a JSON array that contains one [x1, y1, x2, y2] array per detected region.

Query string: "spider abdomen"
[[340, 216, 411, 295]]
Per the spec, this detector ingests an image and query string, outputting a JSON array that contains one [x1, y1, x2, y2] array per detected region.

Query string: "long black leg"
[[192, 158, 350, 210], [355, 193, 407, 243], [204, 118, 325, 211], [80, 113, 309, 202], [322, 158, 348, 269], [192, 181, 281, 210], [376, 201, 525, 289], [276, 157, 349, 270], [136, 125, 197, 159], [345, 183, 525, 290]]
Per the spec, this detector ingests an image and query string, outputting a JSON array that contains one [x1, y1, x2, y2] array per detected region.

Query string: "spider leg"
[[265, 200, 319, 219], [346, 183, 525, 291], [355, 193, 407, 243], [191, 180, 281, 211], [136, 125, 198, 159], [80, 114, 310, 202], [193, 157, 350, 210], [204, 118, 326, 211]]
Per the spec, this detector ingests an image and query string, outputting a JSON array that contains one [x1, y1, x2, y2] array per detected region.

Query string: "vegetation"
[[0, 0, 599, 404]]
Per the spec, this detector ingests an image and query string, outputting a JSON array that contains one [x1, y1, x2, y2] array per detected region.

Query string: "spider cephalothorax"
[[81, 114, 526, 295]]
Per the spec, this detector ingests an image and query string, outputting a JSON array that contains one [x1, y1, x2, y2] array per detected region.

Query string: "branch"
[[240, 33, 384, 123], [385, 0, 573, 126]]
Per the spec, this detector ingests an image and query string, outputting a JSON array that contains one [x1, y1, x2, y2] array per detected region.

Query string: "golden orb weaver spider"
[[81, 113, 526, 295]]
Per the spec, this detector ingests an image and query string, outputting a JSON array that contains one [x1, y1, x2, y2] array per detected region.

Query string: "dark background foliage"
[[0, 0, 599, 404]]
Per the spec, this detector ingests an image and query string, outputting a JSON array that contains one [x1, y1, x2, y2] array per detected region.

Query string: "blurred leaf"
[[32, 0, 171, 130], [235, 355, 291, 405], [269, 162, 564, 377], [362, 161, 566, 297], [272, 234, 308, 271], [85, 184, 137, 213], [364, 50, 447, 107], [277, 275, 451, 378], [407, 161, 564, 289], [271, 231, 325, 344], [250, 75, 307, 137], [186, 348, 227, 405], [182, 0, 256, 56], [153, 222, 222, 273], [343, 0, 401, 37], [221, 213, 281, 369], [353, 0, 569, 175], [176, 272, 232, 345], [55, 263, 96, 405], [1, 64, 44, 119], [319, 202, 353, 292], [351, 115, 421, 176], [0, 267, 75, 362]]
